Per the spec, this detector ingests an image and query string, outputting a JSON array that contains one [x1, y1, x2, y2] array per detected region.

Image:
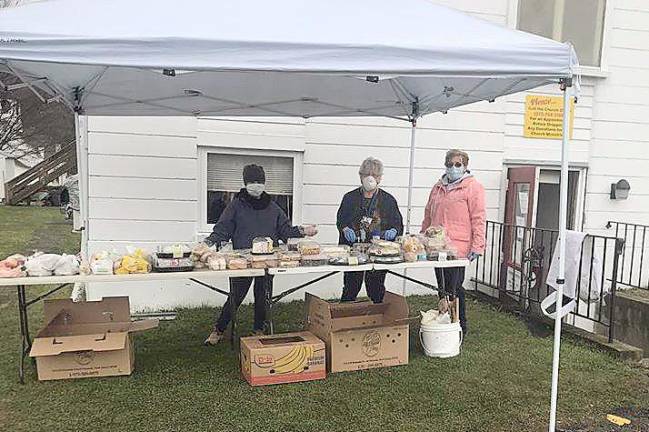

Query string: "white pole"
[[548, 81, 572, 432], [405, 119, 417, 233], [74, 113, 89, 259], [403, 120, 417, 296]]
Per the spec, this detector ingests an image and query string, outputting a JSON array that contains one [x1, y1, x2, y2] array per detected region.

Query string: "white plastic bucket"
[[419, 321, 463, 358]]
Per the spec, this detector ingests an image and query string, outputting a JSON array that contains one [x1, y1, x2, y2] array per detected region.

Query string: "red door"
[[501, 167, 538, 293]]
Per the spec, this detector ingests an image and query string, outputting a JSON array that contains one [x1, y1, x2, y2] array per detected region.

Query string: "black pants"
[[435, 267, 467, 333], [341, 270, 387, 303], [214, 276, 271, 332]]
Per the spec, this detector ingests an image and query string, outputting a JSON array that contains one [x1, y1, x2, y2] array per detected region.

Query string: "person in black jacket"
[[337, 157, 403, 303], [203, 164, 317, 345]]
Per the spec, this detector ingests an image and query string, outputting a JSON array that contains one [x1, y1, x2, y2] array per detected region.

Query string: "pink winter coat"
[[420, 175, 486, 258]]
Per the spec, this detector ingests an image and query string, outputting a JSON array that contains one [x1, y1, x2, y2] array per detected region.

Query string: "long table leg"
[[229, 278, 237, 350], [17, 285, 30, 384], [264, 276, 274, 335]]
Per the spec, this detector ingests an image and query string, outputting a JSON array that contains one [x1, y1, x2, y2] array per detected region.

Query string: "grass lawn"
[[0, 206, 648, 431]]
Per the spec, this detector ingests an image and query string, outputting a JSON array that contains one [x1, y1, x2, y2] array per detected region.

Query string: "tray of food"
[[367, 240, 402, 257], [370, 255, 404, 264], [328, 252, 369, 266], [298, 240, 321, 256], [226, 254, 249, 270], [152, 254, 195, 272], [251, 237, 275, 255], [156, 244, 192, 259], [321, 245, 350, 258], [300, 254, 328, 267]]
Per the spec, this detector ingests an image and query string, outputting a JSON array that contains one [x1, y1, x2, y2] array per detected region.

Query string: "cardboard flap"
[[43, 296, 131, 325], [382, 291, 409, 322], [330, 302, 389, 318], [128, 319, 159, 333], [30, 332, 127, 357]]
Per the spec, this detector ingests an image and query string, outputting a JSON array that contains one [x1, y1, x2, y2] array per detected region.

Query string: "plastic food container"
[[300, 254, 328, 266], [252, 237, 274, 255], [157, 244, 192, 259], [287, 238, 301, 251], [298, 241, 321, 256], [153, 255, 194, 272], [321, 245, 350, 258], [329, 252, 368, 266], [227, 256, 249, 270]]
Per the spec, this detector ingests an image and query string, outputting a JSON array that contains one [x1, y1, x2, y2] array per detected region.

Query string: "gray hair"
[[359, 157, 384, 177], [445, 149, 469, 166]]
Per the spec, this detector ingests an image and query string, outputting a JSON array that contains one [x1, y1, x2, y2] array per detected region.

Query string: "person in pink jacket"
[[421, 149, 486, 335]]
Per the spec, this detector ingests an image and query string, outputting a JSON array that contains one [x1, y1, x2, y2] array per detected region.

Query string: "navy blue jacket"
[[336, 188, 404, 246], [206, 189, 302, 249]]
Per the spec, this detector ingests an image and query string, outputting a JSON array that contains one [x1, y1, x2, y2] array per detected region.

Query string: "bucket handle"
[[418, 327, 464, 353]]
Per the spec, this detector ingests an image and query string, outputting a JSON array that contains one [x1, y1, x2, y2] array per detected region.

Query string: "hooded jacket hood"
[[236, 188, 272, 210]]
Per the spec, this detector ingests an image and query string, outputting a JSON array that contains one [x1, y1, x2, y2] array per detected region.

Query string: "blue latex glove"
[[467, 251, 480, 262], [343, 227, 357, 243], [383, 228, 398, 241]]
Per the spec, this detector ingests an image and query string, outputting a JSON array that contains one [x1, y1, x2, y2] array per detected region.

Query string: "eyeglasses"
[[445, 162, 464, 168]]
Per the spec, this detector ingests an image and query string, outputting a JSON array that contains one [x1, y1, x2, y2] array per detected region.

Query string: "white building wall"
[[85, 0, 649, 313]]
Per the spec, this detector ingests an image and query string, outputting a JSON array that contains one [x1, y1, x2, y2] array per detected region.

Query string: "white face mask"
[[246, 183, 265, 198], [361, 176, 378, 192]]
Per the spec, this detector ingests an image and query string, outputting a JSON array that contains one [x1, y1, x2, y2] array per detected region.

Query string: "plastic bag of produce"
[[115, 248, 151, 274]]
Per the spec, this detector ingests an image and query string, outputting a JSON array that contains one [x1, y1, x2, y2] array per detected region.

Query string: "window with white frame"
[[205, 152, 295, 225], [518, 0, 606, 67]]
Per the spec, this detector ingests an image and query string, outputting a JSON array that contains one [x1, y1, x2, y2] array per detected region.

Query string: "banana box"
[[305, 291, 409, 373], [240, 331, 326, 386]]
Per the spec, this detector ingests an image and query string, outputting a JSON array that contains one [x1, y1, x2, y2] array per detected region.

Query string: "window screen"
[[207, 153, 293, 195], [518, 0, 606, 67]]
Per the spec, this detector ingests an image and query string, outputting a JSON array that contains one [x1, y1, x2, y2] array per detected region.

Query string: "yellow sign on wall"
[[523, 94, 575, 139]]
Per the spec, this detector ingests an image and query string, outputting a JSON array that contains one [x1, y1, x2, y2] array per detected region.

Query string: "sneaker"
[[203, 330, 224, 346]]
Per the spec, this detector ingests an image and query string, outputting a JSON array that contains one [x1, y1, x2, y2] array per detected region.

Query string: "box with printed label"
[[240, 331, 326, 386], [29, 296, 158, 381], [305, 291, 409, 373]]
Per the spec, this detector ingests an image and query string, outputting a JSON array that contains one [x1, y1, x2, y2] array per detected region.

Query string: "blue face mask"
[[446, 165, 465, 182]]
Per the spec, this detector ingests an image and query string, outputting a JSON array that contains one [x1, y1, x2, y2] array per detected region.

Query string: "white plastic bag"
[[54, 254, 80, 276], [420, 309, 451, 325], [25, 253, 80, 277]]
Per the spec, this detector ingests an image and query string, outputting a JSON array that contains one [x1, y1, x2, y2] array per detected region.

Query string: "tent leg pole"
[[75, 114, 90, 260], [403, 119, 417, 296], [548, 81, 572, 432]]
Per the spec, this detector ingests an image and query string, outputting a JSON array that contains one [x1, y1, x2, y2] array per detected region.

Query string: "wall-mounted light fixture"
[[610, 179, 631, 200]]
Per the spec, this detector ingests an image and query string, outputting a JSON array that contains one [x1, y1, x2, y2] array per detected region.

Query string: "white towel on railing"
[[543, 231, 606, 319]]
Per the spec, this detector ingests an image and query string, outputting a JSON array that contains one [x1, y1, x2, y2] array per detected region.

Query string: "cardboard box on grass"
[[29, 296, 158, 381], [240, 331, 326, 386], [305, 291, 409, 373]]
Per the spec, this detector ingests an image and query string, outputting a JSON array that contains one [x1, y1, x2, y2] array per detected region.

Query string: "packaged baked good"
[[401, 235, 425, 262], [321, 245, 350, 258], [249, 253, 279, 269], [298, 240, 321, 256], [227, 255, 249, 270], [252, 237, 274, 254], [207, 254, 227, 271]]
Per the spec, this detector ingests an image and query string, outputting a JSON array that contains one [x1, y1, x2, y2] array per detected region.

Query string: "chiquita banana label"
[[255, 345, 316, 375]]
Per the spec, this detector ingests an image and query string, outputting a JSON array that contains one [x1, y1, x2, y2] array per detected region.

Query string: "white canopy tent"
[[0, 0, 578, 429]]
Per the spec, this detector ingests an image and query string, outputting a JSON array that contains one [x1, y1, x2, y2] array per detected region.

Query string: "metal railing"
[[470, 221, 624, 342], [606, 221, 649, 290]]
